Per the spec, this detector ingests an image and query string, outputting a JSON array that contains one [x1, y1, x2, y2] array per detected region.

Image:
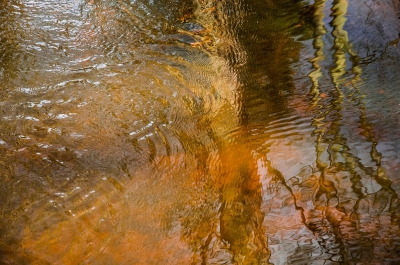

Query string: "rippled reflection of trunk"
[[2, 0, 400, 263], [180, 0, 305, 264], [190, 0, 400, 264], [299, 0, 400, 263]]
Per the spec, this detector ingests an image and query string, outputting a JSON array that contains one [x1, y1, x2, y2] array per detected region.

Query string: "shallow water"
[[1, 0, 400, 264]]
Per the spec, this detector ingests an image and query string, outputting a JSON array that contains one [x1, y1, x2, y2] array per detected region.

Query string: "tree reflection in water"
[[302, 0, 400, 263], [179, 0, 304, 263], [180, 0, 400, 264], [1, 0, 400, 264]]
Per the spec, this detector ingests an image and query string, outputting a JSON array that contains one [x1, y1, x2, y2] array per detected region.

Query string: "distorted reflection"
[[1, 0, 400, 264]]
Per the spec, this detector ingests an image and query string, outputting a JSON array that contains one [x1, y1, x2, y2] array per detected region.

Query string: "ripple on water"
[[0, 0, 226, 262], [3, 0, 400, 263]]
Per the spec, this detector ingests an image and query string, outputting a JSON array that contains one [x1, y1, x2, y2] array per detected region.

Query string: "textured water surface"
[[1, 0, 400, 264]]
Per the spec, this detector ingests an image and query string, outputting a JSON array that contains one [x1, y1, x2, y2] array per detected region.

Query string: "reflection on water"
[[1, 0, 400, 264]]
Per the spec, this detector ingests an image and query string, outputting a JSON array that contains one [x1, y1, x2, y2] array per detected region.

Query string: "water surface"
[[1, 0, 400, 264]]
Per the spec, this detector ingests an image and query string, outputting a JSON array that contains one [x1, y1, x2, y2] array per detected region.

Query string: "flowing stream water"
[[1, 0, 400, 264]]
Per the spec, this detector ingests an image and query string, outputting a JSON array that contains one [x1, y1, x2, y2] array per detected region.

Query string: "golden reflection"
[[2, 0, 400, 264], [330, 0, 362, 89], [307, 0, 326, 103], [217, 143, 270, 264], [176, 142, 271, 264], [179, 0, 307, 264]]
